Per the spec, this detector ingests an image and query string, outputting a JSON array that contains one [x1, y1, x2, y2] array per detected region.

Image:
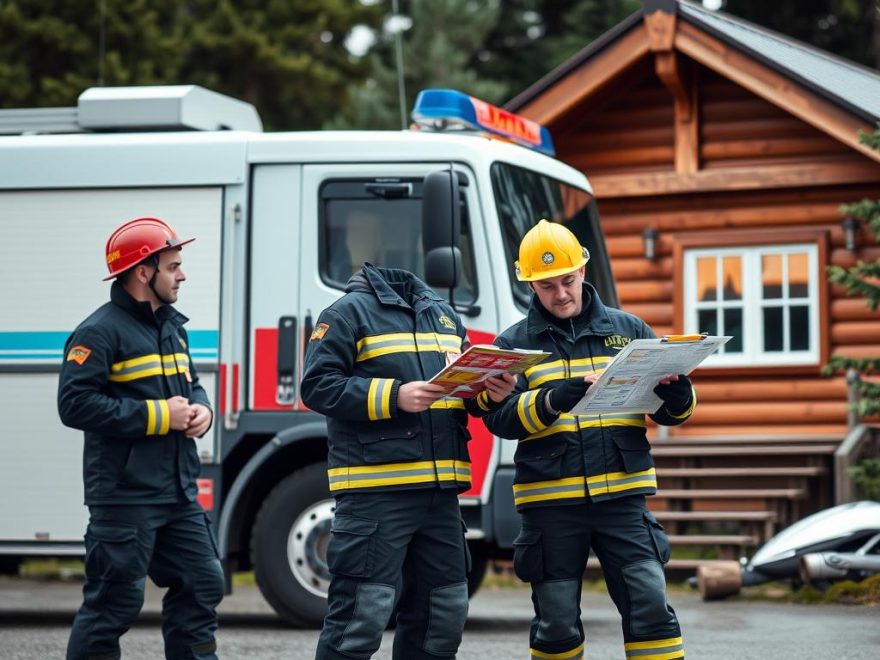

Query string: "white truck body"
[[0, 87, 615, 623]]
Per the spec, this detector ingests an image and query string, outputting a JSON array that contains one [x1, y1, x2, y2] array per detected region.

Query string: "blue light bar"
[[411, 89, 555, 156]]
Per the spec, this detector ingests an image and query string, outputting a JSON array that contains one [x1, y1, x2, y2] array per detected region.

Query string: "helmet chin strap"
[[146, 255, 174, 306]]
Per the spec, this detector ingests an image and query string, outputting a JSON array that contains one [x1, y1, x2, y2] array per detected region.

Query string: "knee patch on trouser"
[[620, 560, 678, 637], [532, 579, 581, 644], [423, 581, 468, 655], [337, 582, 396, 655]]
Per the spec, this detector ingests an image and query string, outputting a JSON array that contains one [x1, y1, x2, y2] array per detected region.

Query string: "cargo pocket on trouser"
[[326, 515, 378, 577], [644, 510, 671, 564], [461, 520, 472, 575], [512, 527, 543, 583], [424, 581, 469, 656], [85, 523, 142, 583]]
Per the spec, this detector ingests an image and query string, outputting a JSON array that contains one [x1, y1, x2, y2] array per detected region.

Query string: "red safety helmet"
[[103, 217, 195, 281]]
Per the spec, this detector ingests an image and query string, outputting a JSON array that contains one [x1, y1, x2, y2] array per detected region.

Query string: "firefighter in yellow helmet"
[[484, 219, 694, 659]]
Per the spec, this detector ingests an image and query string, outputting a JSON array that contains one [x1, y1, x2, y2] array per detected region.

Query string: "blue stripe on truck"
[[0, 330, 219, 360]]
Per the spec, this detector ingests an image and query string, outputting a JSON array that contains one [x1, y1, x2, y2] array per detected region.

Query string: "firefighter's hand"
[[485, 373, 517, 403], [168, 396, 195, 431], [186, 403, 213, 438], [653, 374, 693, 414], [398, 381, 448, 413], [546, 375, 597, 414]]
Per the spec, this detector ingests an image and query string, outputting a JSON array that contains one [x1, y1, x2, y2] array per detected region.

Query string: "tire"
[[467, 541, 490, 597], [251, 463, 333, 627]]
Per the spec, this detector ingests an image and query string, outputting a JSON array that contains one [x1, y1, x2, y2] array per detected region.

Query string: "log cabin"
[[506, 0, 880, 557]]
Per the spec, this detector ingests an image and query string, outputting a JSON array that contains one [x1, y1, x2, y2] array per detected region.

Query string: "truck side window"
[[320, 179, 477, 304]]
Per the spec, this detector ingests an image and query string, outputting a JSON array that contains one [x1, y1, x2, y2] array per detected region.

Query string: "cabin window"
[[318, 178, 477, 305], [683, 244, 819, 366]]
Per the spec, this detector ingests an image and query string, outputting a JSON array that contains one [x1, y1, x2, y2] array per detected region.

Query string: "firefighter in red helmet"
[[59, 217, 223, 660]]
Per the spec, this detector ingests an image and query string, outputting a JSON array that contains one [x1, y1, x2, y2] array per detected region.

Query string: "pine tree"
[[182, 0, 382, 130], [326, 0, 507, 130], [0, 0, 382, 130], [823, 126, 880, 418], [474, 0, 641, 103]]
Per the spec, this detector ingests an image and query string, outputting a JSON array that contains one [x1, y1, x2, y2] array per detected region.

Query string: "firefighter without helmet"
[[515, 219, 590, 281], [103, 217, 195, 281]]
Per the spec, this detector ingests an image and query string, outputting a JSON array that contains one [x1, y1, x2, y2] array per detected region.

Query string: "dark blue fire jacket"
[[301, 264, 494, 495], [58, 281, 212, 505], [483, 283, 696, 510]]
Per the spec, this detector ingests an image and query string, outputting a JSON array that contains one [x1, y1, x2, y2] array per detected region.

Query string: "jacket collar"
[[526, 281, 614, 339], [345, 263, 444, 309], [110, 280, 188, 327]]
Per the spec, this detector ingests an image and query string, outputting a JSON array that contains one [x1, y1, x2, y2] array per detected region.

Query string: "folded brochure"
[[429, 344, 550, 398]]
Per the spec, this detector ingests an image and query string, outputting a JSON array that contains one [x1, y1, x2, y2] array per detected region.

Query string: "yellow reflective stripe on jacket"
[[430, 398, 466, 410], [367, 378, 394, 420], [513, 477, 586, 506], [525, 356, 611, 388], [109, 353, 190, 382], [475, 391, 491, 412], [355, 332, 462, 362], [513, 468, 657, 506], [327, 460, 471, 491], [587, 468, 657, 497], [530, 641, 585, 659], [520, 413, 646, 442], [145, 399, 170, 435], [517, 389, 546, 435], [624, 636, 684, 659]]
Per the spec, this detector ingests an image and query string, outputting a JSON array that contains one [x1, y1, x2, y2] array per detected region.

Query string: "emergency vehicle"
[[0, 85, 616, 625]]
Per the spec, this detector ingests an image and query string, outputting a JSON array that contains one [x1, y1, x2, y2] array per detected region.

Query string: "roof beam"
[[590, 158, 880, 198], [645, 7, 700, 174], [674, 20, 880, 164], [516, 25, 651, 125]]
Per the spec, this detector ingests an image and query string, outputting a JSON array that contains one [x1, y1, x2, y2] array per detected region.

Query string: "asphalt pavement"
[[0, 576, 877, 659]]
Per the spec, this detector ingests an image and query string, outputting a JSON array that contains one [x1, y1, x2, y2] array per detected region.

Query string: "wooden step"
[[652, 510, 777, 522], [653, 510, 777, 540], [652, 445, 837, 457], [653, 435, 841, 445], [667, 534, 759, 546], [656, 466, 827, 478], [657, 488, 806, 499]]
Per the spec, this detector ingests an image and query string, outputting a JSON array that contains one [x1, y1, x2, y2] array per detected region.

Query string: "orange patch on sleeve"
[[310, 323, 330, 341], [66, 345, 92, 365]]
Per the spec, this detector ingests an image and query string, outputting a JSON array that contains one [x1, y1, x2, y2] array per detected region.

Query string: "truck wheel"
[[251, 463, 333, 627], [467, 541, 490, 597]]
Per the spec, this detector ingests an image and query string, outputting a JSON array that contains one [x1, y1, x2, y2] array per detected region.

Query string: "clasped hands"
[[167, 396, 213, 438]]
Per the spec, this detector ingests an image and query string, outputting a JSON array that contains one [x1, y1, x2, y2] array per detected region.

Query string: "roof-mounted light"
[[411, 89, 555, 156]]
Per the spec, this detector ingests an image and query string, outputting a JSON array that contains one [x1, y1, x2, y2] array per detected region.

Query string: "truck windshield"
[[490, 162, 618, 311]]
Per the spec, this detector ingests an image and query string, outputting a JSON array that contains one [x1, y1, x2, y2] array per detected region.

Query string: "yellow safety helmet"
[[515, 219, 590, 281]]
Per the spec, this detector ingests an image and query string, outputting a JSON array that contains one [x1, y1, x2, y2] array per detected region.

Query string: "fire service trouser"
[[315, 487, 470, 660], [66, 501, 224, 660], [513, 495, 683, 659]]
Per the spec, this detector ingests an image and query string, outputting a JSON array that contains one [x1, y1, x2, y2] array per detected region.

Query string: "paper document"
[[429, 344, 551, 398], [568, 335, 731, 415]]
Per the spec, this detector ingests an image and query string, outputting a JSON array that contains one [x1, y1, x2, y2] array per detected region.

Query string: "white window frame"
[[683, 243, 820, 367]]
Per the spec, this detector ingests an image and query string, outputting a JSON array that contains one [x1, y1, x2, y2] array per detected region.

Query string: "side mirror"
[[422, 169, 461, 289]]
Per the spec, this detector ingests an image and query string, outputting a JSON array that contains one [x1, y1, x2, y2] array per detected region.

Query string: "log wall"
[[552, 62, 880, 437]]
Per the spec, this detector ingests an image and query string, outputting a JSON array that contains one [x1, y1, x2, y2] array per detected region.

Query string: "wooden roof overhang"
[[506, 0, 880, 199]]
